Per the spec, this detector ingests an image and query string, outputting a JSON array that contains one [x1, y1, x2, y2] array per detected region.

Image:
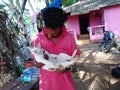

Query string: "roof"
[[64, 0, 120, 15]]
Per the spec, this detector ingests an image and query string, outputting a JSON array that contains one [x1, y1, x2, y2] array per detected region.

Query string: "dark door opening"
[[79, 14, 89, 35]]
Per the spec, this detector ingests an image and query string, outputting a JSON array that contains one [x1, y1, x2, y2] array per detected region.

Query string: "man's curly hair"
[[42, 7, 68, 29]]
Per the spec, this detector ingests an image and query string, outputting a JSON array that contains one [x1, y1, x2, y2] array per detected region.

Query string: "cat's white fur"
[[30, 43, 77, 71]]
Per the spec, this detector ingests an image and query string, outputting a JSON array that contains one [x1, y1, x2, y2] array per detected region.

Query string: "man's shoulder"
[[66, 31, 75, 38]]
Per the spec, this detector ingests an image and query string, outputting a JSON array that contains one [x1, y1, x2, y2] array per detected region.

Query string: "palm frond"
[[0, 4, 5, 9]]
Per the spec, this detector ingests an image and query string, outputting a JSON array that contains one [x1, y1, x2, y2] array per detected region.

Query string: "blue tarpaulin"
[[41, 0, 62, 14], [48, 0, 62, 8]]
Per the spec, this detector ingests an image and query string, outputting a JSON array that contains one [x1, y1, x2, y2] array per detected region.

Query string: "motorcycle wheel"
[[101, 43, 111, 53]]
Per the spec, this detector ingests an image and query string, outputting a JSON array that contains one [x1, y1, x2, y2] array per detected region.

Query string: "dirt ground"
[[1, 39, 120, 90], [73, 41, 120, 90]]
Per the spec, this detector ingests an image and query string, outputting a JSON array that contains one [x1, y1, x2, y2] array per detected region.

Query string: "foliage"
[[62, 0, 79, 7], [23, 16, 31, 25], [0, 4, 5, 9], [48, 0, 80, 7]]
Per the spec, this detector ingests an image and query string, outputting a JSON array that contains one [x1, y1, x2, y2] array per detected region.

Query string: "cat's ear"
[[44, 50, 50, 56]]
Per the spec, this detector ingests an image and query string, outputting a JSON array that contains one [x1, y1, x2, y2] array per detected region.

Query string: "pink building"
[[64, 0, 120, 42]]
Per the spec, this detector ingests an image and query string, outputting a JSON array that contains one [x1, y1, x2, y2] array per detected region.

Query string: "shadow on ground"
[[73, 42, 120, 90]]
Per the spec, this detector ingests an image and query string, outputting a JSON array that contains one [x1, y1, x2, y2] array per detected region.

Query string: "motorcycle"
[[101, 31, 120, 53]]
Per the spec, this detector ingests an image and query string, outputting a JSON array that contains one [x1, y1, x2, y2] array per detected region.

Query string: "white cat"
[[30, 43, 77, 71]]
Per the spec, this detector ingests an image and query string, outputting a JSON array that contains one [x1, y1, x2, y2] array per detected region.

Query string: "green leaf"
[[0, 4, 5, 9]]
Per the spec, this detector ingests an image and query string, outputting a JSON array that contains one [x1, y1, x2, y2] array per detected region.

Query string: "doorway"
[[79, 14, 89, 35]]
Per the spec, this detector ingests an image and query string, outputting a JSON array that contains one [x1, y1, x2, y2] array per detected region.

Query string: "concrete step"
[[76, 39, 90, 45], [79, 34, 89, 40]]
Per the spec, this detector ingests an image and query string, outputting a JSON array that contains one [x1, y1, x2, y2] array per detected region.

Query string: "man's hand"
[[33, 61, 45, 68], [56, 65, 65, 73]]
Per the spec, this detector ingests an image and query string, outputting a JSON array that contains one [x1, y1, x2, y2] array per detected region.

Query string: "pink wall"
[[89, 10, 102, 27], [67, 15, 80, 35], [104, 5, 120, 38], [89, 10, 104, 42]]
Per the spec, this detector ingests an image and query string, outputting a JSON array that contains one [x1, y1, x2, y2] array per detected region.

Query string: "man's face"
[[45, 27, 61, 39]]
